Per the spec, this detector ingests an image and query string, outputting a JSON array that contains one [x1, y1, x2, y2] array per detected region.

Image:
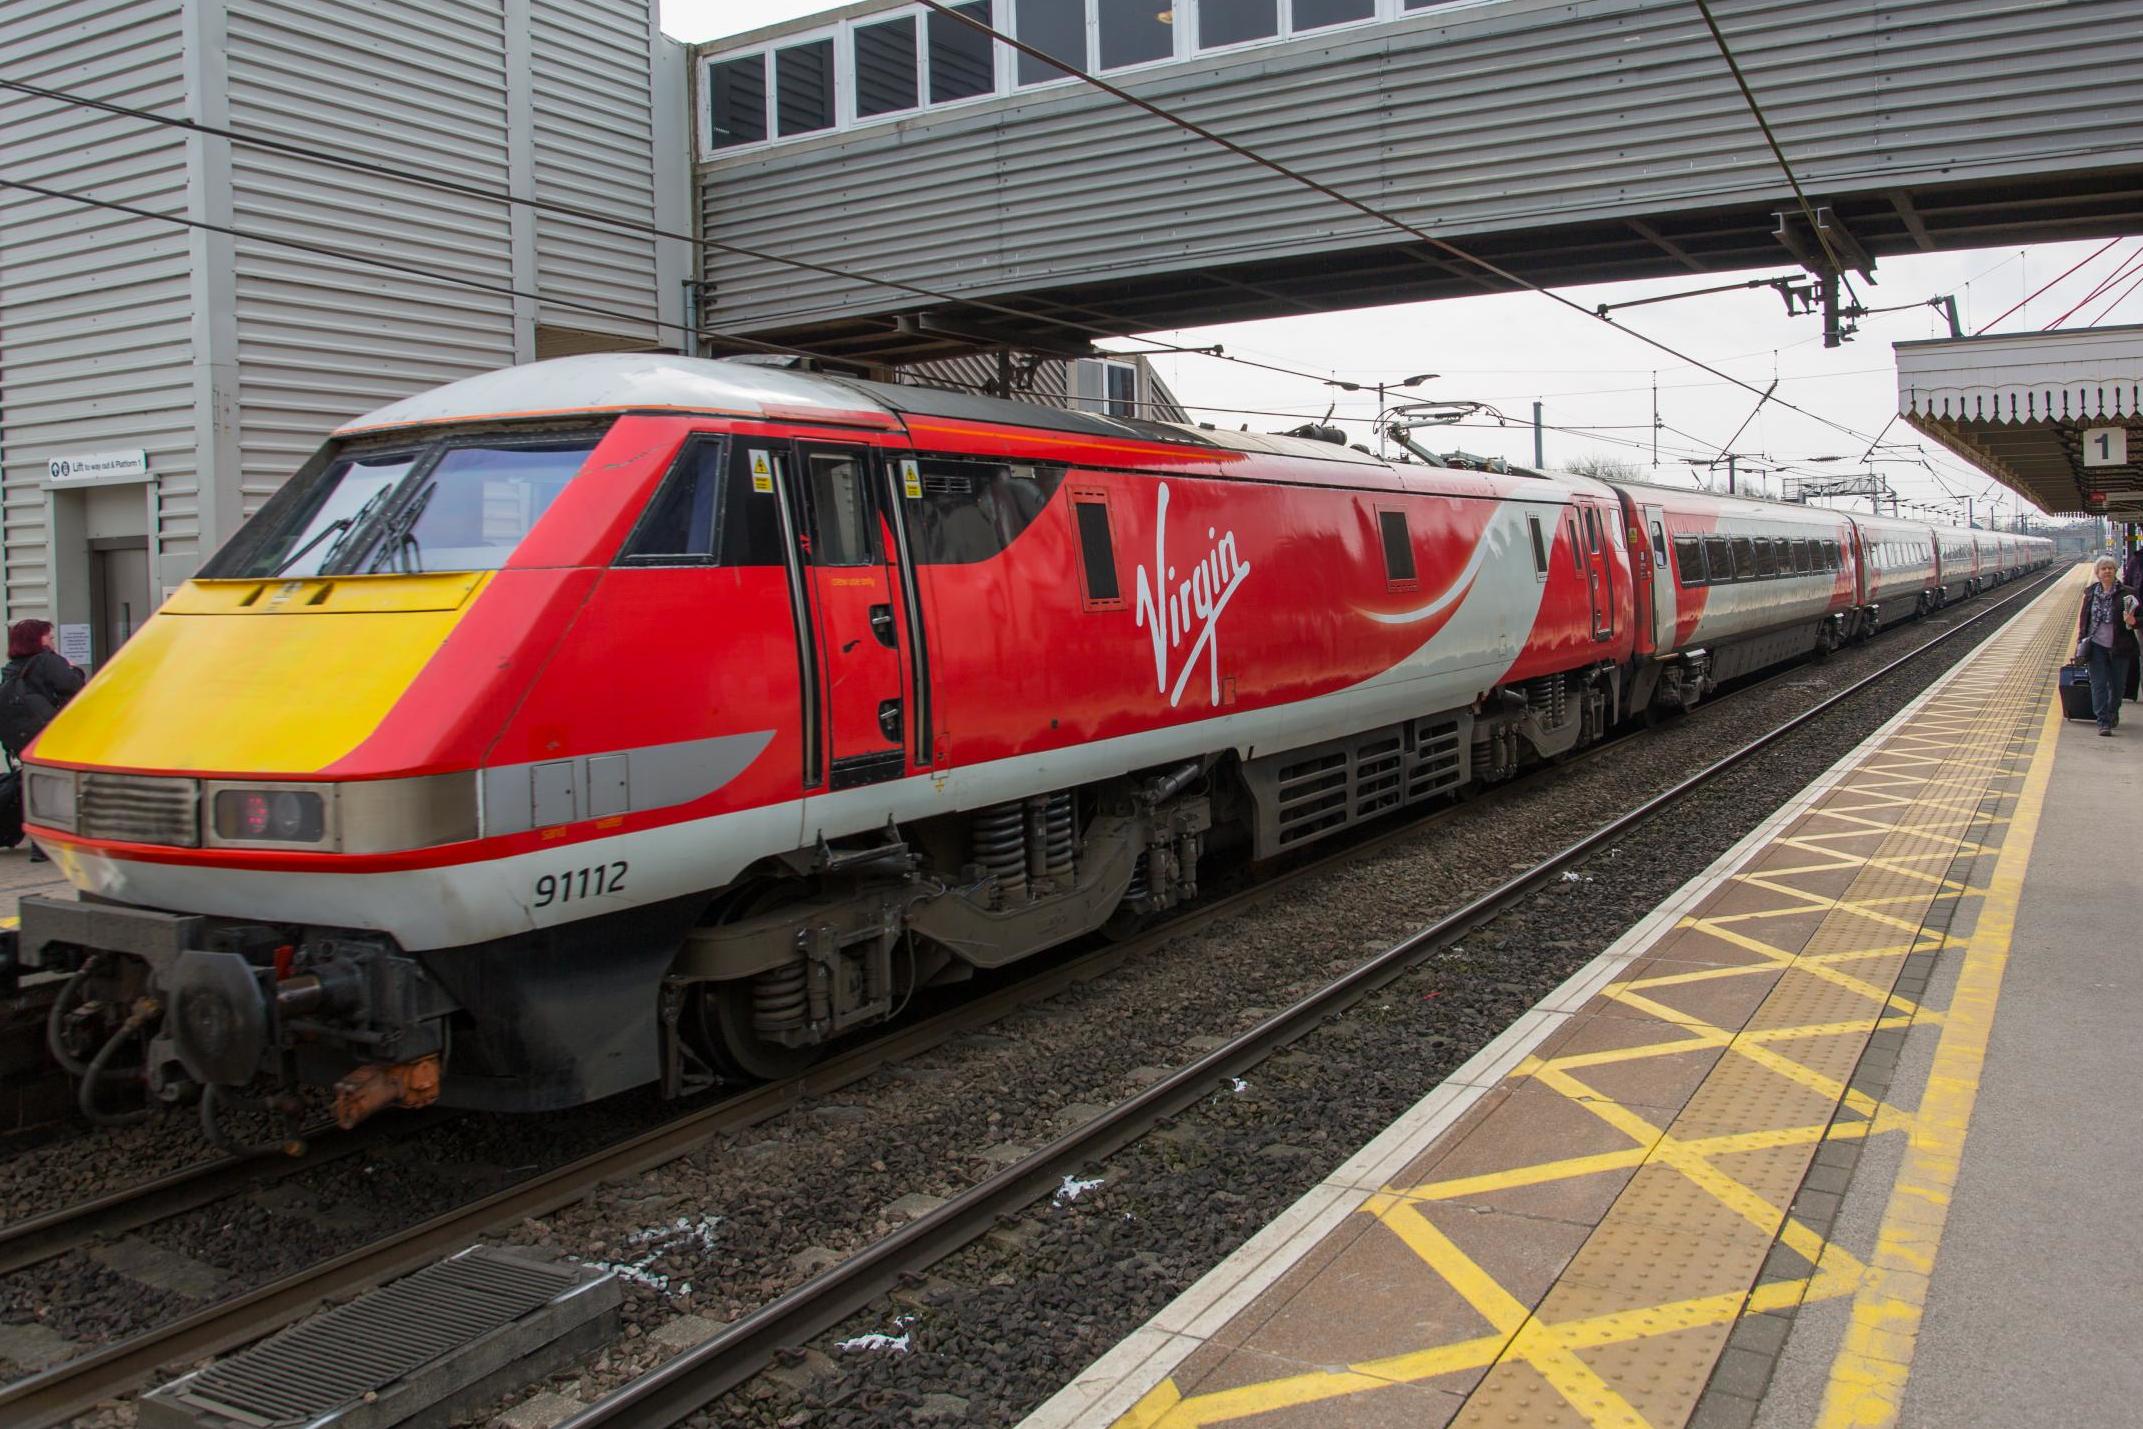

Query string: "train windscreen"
[[206, 429, 606, 579]]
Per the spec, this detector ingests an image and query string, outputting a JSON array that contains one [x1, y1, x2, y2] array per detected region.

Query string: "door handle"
[[868, 603, 897, 648], [878, 698, 903, 743]]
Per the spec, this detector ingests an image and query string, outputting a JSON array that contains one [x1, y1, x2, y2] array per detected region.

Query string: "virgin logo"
[[1135, 482, 1252, 708]]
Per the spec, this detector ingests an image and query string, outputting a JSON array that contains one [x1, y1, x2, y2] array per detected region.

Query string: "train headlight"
[[201, 773, 476, 853], [24, 769, 77, 831], [213, 789, 327, 844]]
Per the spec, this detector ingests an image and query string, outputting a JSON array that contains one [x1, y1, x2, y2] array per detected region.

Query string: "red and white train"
[[16, 356, 2051, 1134]]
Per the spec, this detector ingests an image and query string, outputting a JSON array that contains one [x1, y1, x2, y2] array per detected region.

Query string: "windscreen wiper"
[[268, 486, 391, 577], [365, 481, 436, 574]]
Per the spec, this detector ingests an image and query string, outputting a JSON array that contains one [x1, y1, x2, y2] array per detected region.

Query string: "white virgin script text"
[[1134, 482, 1252, 707]]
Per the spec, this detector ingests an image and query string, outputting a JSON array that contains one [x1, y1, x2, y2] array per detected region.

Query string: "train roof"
[[334, 353, 1386, 469]]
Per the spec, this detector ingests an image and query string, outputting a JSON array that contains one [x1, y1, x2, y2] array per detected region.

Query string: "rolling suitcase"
[[2059, 662, 2095, 721]]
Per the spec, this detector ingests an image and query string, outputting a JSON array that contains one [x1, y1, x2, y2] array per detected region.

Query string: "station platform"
[[1023, 566, 2131, 1429]]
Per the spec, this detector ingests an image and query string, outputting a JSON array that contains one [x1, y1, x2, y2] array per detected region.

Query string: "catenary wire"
[[913, 0, 1904, 457], [2046, 243, 2143, 329], [1973, 238, 2120, 333]]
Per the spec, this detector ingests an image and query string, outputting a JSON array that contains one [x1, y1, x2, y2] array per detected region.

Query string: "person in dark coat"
[[2126, 541, 2143, 701], [2, 619, 86, 861], [2076, 558, 2140, 735]]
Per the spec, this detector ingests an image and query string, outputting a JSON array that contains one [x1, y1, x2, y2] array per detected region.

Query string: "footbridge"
[[692, 0, 2143, 365]]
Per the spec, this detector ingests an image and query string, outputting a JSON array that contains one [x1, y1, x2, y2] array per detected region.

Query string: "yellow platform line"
[[1814, 670, 2064, 1428]]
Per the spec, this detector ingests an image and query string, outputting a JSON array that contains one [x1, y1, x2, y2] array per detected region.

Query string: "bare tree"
[[1565, 452, 1648, 482]]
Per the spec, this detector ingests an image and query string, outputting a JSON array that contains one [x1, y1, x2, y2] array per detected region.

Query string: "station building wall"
[[0, 0, 690, 667]]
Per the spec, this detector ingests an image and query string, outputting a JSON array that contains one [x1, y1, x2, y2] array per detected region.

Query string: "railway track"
[[0, 574, 2054, 1428]]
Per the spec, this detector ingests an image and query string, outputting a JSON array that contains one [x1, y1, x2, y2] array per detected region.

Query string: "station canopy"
[[1896, 325, 2143, 519]]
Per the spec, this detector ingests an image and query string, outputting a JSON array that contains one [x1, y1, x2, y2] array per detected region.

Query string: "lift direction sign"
[[45, 449, 149, 488], [2082, 426, 2127, 467]]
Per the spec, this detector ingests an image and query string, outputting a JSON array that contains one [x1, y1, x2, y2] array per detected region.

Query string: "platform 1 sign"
[[45, 449, 149, 488], [2081, 426, 2127, 467]]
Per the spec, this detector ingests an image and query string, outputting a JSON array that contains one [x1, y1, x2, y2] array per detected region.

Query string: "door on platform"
[[89, 539, 151, 667]]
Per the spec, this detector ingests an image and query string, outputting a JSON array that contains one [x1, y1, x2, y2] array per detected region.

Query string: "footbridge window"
[[702, 1, 1438, 156]]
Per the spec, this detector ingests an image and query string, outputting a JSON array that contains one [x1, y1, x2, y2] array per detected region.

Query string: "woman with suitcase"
[[2077, 557, 2140, 736]]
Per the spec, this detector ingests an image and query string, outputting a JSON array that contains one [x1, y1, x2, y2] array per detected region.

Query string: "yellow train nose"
[[32, 573, 490, 777]]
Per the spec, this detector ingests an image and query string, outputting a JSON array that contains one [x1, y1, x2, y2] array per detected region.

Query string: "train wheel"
[[696, 980, 818, 1083], [691, 882, 821, 1083]]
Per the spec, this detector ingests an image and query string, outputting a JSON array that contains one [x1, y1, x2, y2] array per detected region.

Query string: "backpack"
[[0, 769, 21, 849], [0, 663, 57, 759]]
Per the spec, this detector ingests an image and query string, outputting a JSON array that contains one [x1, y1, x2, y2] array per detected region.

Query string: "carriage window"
[[1792, 540, 1812, 574], [1703, 535, 1732, 580], [1072, 496, 1121, 605], [1379, 509, 1416, 583], [1753, 539, 1777, 578], [1527, 514, 1549, 577], [906, 457, 1064, 564], [1730, 537, 1757, 580], [1673, 536, 1705, 586], [1569, 517, 1584, 574], [1650, 521, 1668, 563], [1583, 507, 1601, 552], [801, 451, 875, 566]]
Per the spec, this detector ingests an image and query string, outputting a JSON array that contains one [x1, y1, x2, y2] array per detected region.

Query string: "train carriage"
[[1851, 515, 1942, 629], [1620, 486, 1860, 713]]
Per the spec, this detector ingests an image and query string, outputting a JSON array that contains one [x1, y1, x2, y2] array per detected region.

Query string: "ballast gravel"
[[0, 584, 2045, 1427]]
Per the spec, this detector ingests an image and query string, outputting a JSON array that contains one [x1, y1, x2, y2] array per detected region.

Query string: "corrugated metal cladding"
[[0, 0, 193, 615], [225, 0, 517, 525], [692, 0, 2143, 340], [531, 0, 661, 343], [0, 0, 686, 634], [899, 353, 1190, 422]]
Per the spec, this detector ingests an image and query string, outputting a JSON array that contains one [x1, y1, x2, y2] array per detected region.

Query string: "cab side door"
[[789, 442, 909, 788]]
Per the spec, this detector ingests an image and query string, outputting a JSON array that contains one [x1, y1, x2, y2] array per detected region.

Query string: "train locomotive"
[[15, 355, 2053, 1141]]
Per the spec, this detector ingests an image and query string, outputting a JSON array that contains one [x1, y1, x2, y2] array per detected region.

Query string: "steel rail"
[[0, 571, 2054, 1428], [0, 1114, 429, 1276], [556, 571, 2060, 1429]]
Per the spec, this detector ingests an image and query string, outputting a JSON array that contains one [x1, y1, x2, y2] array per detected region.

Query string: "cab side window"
[[619, 436, 784, 566]]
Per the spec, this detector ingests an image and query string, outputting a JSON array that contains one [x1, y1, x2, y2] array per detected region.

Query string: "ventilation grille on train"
[[78, 773, 199, 848], [1270, 716, 1466, 849]]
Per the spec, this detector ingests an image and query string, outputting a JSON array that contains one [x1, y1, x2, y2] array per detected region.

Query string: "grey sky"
[[663, 1, 2139, 522]]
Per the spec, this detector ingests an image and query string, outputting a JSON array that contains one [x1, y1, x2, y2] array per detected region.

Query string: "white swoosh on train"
[[1358, 513, 1499, 625]]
